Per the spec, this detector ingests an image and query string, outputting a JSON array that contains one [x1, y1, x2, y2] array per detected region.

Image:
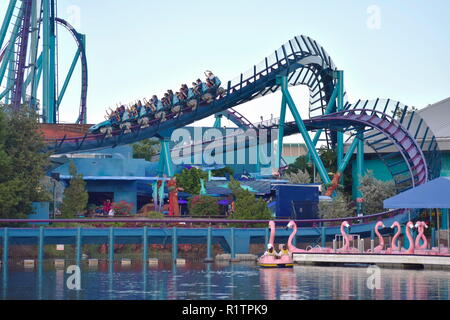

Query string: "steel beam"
[[277, 75, 331, 184]]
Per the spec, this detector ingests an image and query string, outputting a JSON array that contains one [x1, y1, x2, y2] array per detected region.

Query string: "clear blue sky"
[[1, 0, 449, 130]]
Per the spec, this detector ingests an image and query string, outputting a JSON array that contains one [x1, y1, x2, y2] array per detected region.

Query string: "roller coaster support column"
[[27, 0, 40, 109], [213, 114, 222, 128], [336, 71, 345, 184], [0, 1, 17, 50], [277, 75, 331, 185], [42, 0, 57, 123], [154, 135, 174, 210], [355, 130, 365, 215], [324, 133, 359, 196], [57, 33, 85, 110], [277, 94, 287, 169], [0, 1, 24, 86], [309, 73, 340, 157]]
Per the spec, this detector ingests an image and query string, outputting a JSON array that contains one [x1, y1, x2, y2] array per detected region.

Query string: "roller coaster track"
[[0, 17, 88, 123], [54, 18, 88, 124], [44, 35, 440, 193], [219, 108, 256, 130]]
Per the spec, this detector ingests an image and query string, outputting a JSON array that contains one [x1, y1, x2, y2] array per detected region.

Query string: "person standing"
[[103, 199, 112, 216]]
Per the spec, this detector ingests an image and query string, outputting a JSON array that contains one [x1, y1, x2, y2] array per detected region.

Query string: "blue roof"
[[384, 177, 450, 209], [206, 180, 274, 196]]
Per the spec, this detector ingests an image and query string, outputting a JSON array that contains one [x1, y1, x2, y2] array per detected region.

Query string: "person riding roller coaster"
[[92, 70, 224, 134]]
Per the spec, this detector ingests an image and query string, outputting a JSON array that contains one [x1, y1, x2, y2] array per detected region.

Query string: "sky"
[[1, 0, 449, 142]]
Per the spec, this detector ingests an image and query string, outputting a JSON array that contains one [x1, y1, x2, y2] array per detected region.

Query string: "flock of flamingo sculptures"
[[258, 219, 450, 266]]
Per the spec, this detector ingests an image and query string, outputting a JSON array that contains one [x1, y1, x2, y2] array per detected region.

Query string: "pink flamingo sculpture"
[[258, 221, 277, 264], [414, 221, 442, 255], [404, 221, 415, 254], [386, 221, 402, 254], [414, 221, 450, 255], [336, 221, 359, 253], [415, 221, 428, 250], [286, 221, 308, 253], [366, 221, 386, 253], [258, 221, 294, 267]]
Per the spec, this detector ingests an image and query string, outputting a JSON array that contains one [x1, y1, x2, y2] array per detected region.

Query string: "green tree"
[[359, 171, 396, 215], [228, 178, 272, 226], [175, 167, 208, 195], [211, 166, 234, 177], [284, 170, 311, 184], [188, 195, 220, 216], [132, 138, 160, 161], [60, 161, 88, 218], [285, 155, 311, 176], [318, 192, 351, 219], [0, 105, 49, 218]]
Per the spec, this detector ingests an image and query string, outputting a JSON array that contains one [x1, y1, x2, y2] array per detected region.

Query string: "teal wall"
[[440, 153, 450, 177]]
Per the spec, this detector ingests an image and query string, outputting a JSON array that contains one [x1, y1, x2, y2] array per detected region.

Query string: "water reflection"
[[0, 260, 449, 300]]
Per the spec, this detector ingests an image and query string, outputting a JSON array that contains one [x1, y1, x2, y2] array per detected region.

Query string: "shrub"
[[318, 192, 351, 220], [60, 161, 88, 218], [359, 171, 396, 215], [175, 167, 208, 195], [188, 195, 220, 216], [227, 178, 272, 227], [111, 201, 133, 215]]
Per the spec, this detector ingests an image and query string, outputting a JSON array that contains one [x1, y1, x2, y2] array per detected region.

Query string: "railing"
[[0, 209, 404, 227]]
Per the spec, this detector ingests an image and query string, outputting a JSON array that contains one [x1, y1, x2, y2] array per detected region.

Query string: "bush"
[[0, 105, 49, 219], [60, 161, 88, 218], [175, 167, 208, 195], [212, 166, 234, 177], [318, 192, 351, 220], [227, 178, 272, 226], [142, 210, 165, 219], [188, 196, 220, 216], [284, 170, 311, 184], [359, 171, 396, 215], [111, 201, 133, 215]]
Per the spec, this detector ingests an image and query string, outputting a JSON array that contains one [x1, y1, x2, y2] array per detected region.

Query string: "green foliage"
[[285, 147, 337, 177], [175, 167, 208, 195], [142, 210, 165, 219], [318, 192, 351, 219], [188, 195, 220, 216], [212, 166, 234, 177], [284, 170, 311, 184], [318, 146, 337, 173], [285, 155, 311, 175], [359, 171, 396, 215], [60, 161, 88, 218], [132, 138, 160, 161], [0, 105, 49, 218], [227, 178, 272, 226], [228, 177, 243, 196], [286, 146, 354, 195]]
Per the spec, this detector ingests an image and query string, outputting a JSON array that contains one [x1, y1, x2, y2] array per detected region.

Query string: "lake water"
[[1, 260, 450, 300]]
